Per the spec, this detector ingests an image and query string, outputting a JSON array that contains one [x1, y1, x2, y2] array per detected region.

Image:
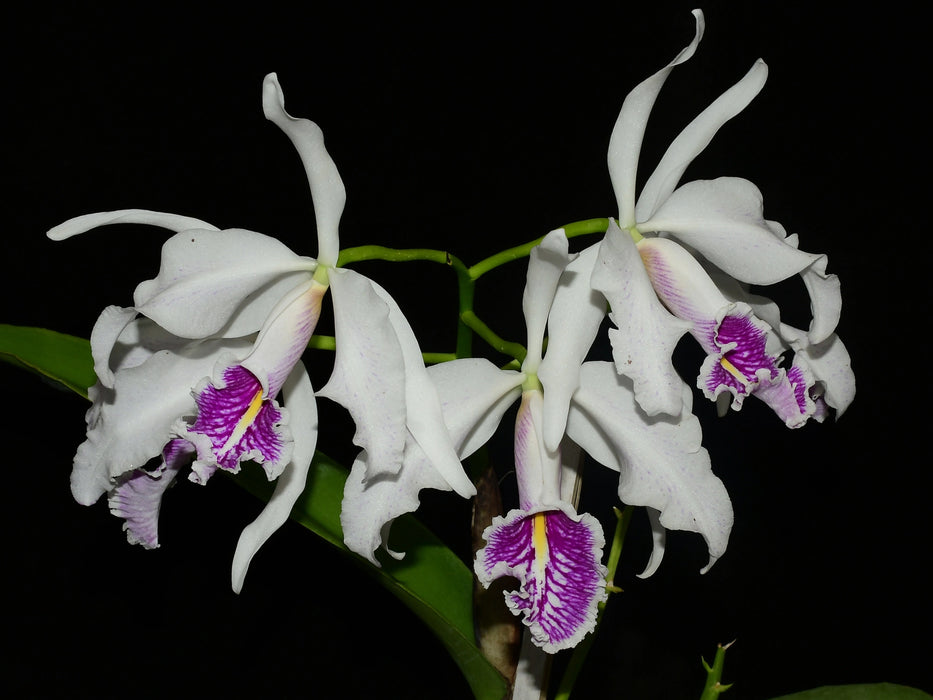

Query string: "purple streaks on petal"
[[108, 439, 193, 548], [189, 365, 286, 473], [476, 508, 607, 652], [714, 314, 776, 388]]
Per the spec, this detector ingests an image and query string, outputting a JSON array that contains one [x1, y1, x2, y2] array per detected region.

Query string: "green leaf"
[[2, 322, 507, 698], [771, 684, 932, 699], [236, 453, 509, 700], [0, 324, 95, 398]]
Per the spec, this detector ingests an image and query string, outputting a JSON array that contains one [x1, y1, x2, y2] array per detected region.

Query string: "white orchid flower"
[[586, 10, 854, 425], [48, 73, 471, 593], [340, 230, 731, 652]]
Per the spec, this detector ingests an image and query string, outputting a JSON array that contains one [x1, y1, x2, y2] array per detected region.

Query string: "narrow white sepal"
[[232, 362, 317, 593], [521, 229, 572, 373], [538, 243, 606, 453], [262, 73, 345, 268], [609, 9, 704, 227], [47, 208, 219, 240], [635, 59, 768, 222]]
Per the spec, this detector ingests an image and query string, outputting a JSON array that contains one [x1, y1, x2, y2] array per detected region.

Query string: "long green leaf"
[[771, 684, 931, 699], [0, 324, 95, 398], [0, 323, 508, 700], [774, 683, 933, 700], [236, 457, 508, 700]]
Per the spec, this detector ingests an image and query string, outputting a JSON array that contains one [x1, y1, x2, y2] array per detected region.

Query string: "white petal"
[[240, 279, 326, 398], [781, 324, 856, 416], [608, 9, 704, 227], [641, 177, 842, 343], [341, 359, 522, 563], [89, 305, 138, 389], [566, 362, 733, 573], [590, 221, 691, 416], [340, 439, 450, 566], [638, 508, 667, 578], [636, 59, 768, 222], [799, 258, 842, 345], [514, 389, 562, 509], [368, 275, 476, 498], [429, 358, 524, 459], [640, 177, 826, 285], [47, 208, 219, 241], [521, 229, 572, 372], [537, 243, 606, 452], [231, 362, 318, 593], [263, 73, 345, 267], [317, 268, 407, 482], [71, 332, 252, 505], [133, 228, 315, 339]]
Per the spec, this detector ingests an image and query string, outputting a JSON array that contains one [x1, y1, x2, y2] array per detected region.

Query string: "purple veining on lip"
[[189, 365, 286, 472], [698, 313, 815, 426], [108, 438, 193, 549], [477, 508, 607, 651], [701, 313, 777, 396]]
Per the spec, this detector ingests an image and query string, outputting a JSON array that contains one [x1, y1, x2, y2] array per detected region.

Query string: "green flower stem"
[[700, 641, 734, 699], [468, 218, 609, 281], [307, 335, 336, 351], [554, 506, 633, 700], [334, 218, 608, 362], [336, 244, 477, 358], [307, 335, 455, 365], [459, 310, 526, 364]]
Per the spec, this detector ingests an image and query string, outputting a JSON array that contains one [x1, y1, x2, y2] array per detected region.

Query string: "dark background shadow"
[[3, 2, 928, 698]]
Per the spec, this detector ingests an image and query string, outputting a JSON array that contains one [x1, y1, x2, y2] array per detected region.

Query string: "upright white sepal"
[[263, 73, 345, 267]]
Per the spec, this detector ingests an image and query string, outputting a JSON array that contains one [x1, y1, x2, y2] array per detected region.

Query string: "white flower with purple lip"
[[49, 73, 472, 592], [341, 229, 732, 652], [587, 10, 855, 426]]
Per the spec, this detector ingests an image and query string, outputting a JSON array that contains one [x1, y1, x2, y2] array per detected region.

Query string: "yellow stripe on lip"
[[218, 389, 265, 458], [720, 357, 749, 387], [532, 512, 550, 580]]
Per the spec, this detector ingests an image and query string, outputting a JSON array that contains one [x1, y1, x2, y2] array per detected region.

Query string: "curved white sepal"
[[133, 228, 316, 339], [232, 362, 317, 593], [641, 178, 828, 285], [367, 275, 475, 498], [781, 324, 856, 417], [318, 268, 408, 481], [522, 229, 572, 372], [636, 59, 768, 222], [89, 305, 138, 389], [566, 362, 732, 573], [47, 208, 219, 241], [637, 508, 667, 578], [341, 358, 522, 563], [538, 243, 606, 453], [609, 9, 704, 227], [263, 73, 345, 268]]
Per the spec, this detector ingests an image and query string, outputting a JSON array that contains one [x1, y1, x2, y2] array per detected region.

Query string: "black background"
[[3, 2, 929, 698]]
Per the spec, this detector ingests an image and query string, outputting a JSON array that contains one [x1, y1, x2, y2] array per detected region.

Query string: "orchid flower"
[[340, 229, 732, 652], [587, 10, 854, 426], [48, 73, 472, 592]]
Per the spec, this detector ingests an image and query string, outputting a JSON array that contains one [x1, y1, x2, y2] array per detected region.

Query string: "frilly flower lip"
[[589, 9, 854, 425], [357, 229, 732, 653], [50, 73, 470, 592]]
